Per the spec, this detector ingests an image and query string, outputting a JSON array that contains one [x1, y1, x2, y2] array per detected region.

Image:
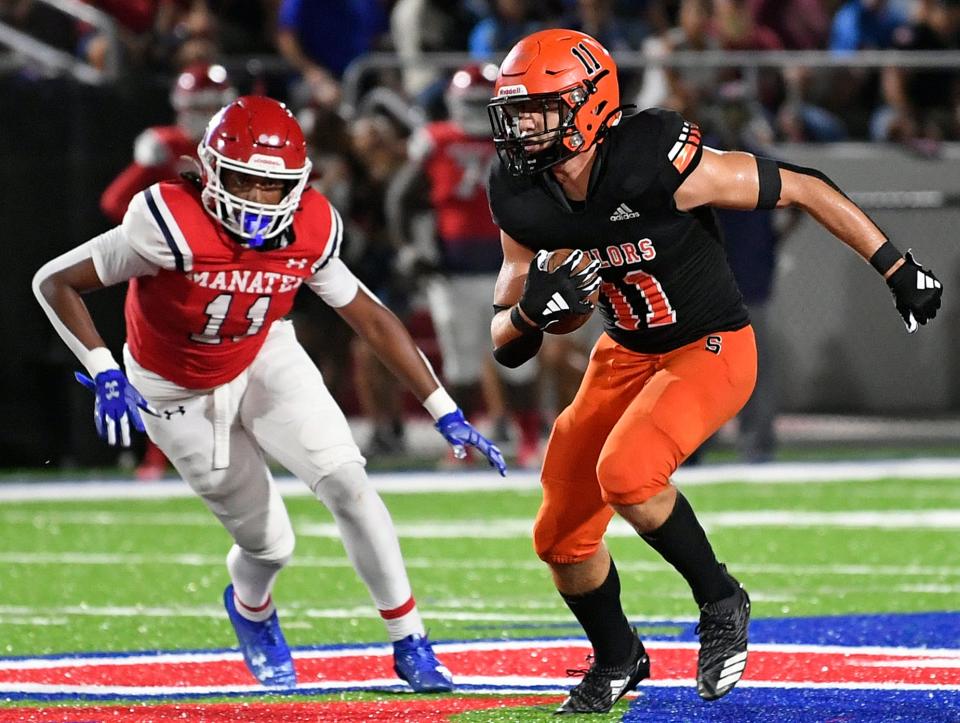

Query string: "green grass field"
[[2, 472, 958, 659]]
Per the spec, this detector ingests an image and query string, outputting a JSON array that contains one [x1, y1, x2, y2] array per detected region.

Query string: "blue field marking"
[[469, 611, 960, 650], [623, 687, 960, 722]]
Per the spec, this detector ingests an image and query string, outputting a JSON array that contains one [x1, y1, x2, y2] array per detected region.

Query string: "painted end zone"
[[2, 614, 958, 721], [0, 697, 561, 722]]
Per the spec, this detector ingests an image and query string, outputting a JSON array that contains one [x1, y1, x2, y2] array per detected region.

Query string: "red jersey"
[[121, 182, 342, 389], [410, 121, 499, 244], [100, 125, 198, 224]]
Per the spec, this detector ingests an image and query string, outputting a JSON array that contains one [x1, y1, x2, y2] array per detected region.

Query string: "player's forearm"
[[491, 307, 542, 368], [32, 250, 117, 376], [351, 306, 442, 402], [779, 167, 891, 264]]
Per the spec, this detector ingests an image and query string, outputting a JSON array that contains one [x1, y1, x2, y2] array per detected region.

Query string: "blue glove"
[[435, 409, 507, 477], [75, 369, 159, 448]]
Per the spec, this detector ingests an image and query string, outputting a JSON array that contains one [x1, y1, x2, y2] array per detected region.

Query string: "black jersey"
[[488, 108, 749, 354]]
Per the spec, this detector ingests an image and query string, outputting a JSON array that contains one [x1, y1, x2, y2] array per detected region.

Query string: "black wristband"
[[869, 240, 903, 276], [510, 305, 541, 334]]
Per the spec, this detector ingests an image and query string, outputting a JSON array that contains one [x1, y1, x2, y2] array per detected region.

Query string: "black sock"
[[640, 492, 736, 607], [560, 557, 638, 667]]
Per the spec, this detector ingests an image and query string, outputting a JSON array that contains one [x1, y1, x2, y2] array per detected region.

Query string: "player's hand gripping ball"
[[540, 248, 601, 335]]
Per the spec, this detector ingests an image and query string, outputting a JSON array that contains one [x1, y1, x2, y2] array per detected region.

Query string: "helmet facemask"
[[488, 71, 616, 176], [199, 144, 311, 248]]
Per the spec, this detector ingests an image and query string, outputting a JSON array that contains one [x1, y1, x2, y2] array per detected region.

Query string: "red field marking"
[[2, 642, 959, 691], [0, 696, 558, 722]]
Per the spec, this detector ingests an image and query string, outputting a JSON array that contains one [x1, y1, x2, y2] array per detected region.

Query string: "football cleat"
[[555, 633, 650, 715], [696, 568, 751, 701], [223, 585, 296, 688], [393, 633, 455, 692]]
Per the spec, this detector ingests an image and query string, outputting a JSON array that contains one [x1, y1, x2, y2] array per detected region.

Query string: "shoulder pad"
[[298, 191, 345, 273], [121, 185, 194, 272], [133, 128, 172, 167], [407, 125, 436, 163]]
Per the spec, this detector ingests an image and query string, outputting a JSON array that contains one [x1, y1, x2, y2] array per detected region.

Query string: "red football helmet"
[[487, 29, 621, 176], [198, 96, 312, 245], [171, 63, 237, 141], [445, 63, 498, 137]]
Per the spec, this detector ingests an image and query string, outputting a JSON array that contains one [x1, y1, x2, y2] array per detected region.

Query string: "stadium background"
[[3, 0, 960, 472]]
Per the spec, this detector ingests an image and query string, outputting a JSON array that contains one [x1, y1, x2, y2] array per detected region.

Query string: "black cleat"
[[696, 569, 750, 701], [555, 634, 650, 715]]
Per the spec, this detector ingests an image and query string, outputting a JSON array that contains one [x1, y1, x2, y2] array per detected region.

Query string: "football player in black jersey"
[[485, 29, 943, 714]]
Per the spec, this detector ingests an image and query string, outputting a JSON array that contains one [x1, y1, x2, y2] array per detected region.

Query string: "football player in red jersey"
[[100, 62, 237, 481], [101, 63, 237, 225], [485, 29, 943, 713], [34, 95, 505, 693], [395, 63, 543, 467]]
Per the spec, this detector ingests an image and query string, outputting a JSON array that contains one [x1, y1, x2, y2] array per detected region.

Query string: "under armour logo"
[[103, 380, 120, 400], [916, 271, 941, 290], [163, 406, 186, 420], [286, 258, 308, 269], [542, 292, 570, 316]]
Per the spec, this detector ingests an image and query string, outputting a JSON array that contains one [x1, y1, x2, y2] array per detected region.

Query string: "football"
[[541, 248, 600, 335]]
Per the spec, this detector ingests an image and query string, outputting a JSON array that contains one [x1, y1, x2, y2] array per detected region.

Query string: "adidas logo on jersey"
[[542, 292, 570, 316], [610, 203, 640, 221]]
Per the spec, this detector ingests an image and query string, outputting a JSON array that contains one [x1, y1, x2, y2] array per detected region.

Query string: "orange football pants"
[[534, 326, 757, 564]]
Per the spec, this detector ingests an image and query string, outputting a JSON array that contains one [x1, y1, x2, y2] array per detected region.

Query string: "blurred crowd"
[[3, 0, 959, 470]]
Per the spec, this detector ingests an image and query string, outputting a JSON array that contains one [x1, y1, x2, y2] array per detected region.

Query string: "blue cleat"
[[392, 633, 454, 692], [223, 584, 296, 688]]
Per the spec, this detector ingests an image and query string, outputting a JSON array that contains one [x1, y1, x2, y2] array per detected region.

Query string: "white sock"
[[380, 596, 426, 641], [312, 463, 426, 642], [226, 544, 281, 622]]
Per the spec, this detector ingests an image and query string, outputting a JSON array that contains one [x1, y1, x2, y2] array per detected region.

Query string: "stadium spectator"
[[713, 0, 783, 50], [390, 65, 544, 467], [561, 0, 634, 52], [486, 28, 942, 713], [468, 0, 553, 58], [390, 0, 477, 117], [33, 94, 503, 693], [830, 0, 906, 51], [77, 0, 219, 73], [875, 0, 960, 143], [749, 0, 830, 50], [275, 0, 389, 110]]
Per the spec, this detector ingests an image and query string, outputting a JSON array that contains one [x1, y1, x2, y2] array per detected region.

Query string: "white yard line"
[[2, 457, 960, 501], [0, 551, 957, 578], [2, 551, 959, 579]]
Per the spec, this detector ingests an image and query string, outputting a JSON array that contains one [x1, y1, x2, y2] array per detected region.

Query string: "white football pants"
[[123, 320, 417, 618]]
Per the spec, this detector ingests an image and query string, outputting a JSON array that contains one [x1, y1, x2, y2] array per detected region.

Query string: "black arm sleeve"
[[493, 331, 543, 368], [755, 156, 782, 210]]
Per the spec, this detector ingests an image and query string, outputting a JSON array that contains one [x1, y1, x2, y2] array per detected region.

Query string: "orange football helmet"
[[487, 29, 621, 176]]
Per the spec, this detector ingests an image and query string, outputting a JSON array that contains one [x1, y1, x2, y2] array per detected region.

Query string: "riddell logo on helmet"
[[248, 154, 286, 170], [497, 84, 528, 97]]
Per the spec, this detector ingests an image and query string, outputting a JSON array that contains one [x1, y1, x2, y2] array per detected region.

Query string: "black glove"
[[518, 249, 601, 330], [886, 250, 942, 333]]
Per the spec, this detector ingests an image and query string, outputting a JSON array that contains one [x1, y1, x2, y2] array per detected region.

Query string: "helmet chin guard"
[[198, 96, 312, 245]]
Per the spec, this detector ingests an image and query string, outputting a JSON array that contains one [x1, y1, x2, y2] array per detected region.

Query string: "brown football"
[[541, 248, 600, 335]]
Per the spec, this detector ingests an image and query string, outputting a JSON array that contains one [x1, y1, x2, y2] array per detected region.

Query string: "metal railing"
[[0, 0, 119, 84], [342, 49, 960, 118]]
